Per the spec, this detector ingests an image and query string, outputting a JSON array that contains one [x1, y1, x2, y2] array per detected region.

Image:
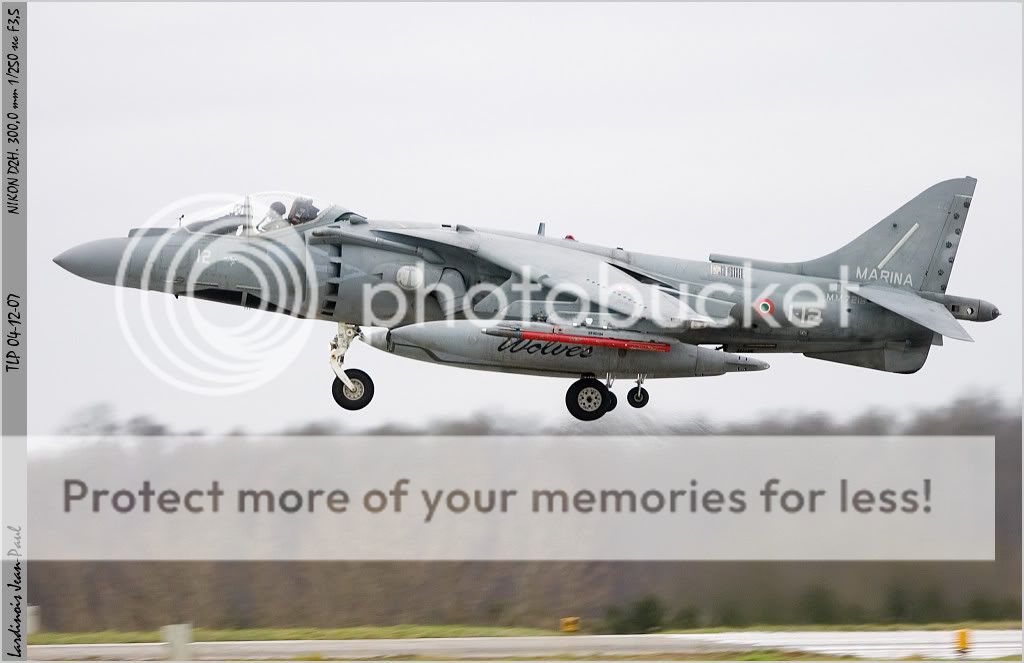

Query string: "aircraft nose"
[[54, 238, 132, 286]]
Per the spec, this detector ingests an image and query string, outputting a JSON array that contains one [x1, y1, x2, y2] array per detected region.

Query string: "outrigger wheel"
[[626, 386, 649, 408], [565, 377, 611, 421], [332, 368, 375, 410]]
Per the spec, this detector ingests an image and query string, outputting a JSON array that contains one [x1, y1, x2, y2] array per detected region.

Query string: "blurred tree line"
[[30, 394, 1021, 631]]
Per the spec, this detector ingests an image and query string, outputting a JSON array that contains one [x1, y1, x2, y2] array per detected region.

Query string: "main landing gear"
[[329, 322, 375, 410], [564, 374, 647, 421]]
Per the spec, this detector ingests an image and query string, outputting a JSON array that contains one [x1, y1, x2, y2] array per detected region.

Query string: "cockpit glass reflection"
[[183, 192, 327, 235]]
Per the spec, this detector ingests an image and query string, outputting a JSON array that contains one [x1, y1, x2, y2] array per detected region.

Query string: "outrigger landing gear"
[[626, 374, 650, 408], [329, 322, 375, 410], [565, 376, 615, 421]]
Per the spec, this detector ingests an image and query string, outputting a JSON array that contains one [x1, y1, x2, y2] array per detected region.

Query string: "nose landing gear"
[[329, 322, 375, 410], [332, 368, 375, 410]]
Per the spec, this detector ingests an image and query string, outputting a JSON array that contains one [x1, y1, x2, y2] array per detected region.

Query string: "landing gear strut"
[[329, 322, 375, 410]]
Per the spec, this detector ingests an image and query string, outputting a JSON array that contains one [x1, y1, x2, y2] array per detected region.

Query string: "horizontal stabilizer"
[[848, 283, 973, 342]]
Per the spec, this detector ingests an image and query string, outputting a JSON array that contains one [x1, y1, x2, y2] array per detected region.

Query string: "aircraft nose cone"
[[54, 238, 132, 285], [991, 307, 1000, 319]]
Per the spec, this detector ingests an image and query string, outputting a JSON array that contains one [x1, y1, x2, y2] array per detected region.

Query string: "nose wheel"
[[329, 322, 375, 410], [332, 368, 375, 410]]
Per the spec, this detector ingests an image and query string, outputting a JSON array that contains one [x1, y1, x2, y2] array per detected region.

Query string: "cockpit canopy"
[[183, 192, 340, 235]]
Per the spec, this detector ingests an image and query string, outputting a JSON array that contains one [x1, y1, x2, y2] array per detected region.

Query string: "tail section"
[[802, 176, 975, 291], [710, 177, 977, 292]]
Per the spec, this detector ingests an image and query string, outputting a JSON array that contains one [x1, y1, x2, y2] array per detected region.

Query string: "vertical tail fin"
[[800, 177, 976, 291]]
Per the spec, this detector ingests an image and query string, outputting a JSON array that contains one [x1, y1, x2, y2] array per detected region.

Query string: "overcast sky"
[[26, 2, 1022, 433]]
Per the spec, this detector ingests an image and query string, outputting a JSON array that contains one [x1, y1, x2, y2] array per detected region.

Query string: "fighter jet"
[[54, 177, 999, 420]]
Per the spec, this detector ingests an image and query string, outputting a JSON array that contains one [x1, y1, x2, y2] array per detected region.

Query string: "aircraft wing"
[[374, 228, 715, 326], [848, 283, 973, 342]]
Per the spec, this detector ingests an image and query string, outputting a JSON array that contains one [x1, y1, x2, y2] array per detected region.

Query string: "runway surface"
[[28, 629, 1022, 660]]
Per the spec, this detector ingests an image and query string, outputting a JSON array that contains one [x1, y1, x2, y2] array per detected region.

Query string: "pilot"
[[289, 197, 320, 225], [257, 201, 290, 232]]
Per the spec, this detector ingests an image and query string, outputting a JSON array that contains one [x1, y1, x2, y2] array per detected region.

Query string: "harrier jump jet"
[[54, 177, 999, 420]]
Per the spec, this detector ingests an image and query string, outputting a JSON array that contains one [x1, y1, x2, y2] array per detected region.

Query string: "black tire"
[[626, 386, 649, 408], [606, 391, 618, 412], [565, 378, 609, 421], [332, 369, 374, 410]]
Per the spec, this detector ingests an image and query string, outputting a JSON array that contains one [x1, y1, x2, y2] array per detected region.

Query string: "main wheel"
[[565, 378, 609, 421], [626, 386, 649, 408], [332, 369, 375, 410], [606, 391, 618, 412]]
